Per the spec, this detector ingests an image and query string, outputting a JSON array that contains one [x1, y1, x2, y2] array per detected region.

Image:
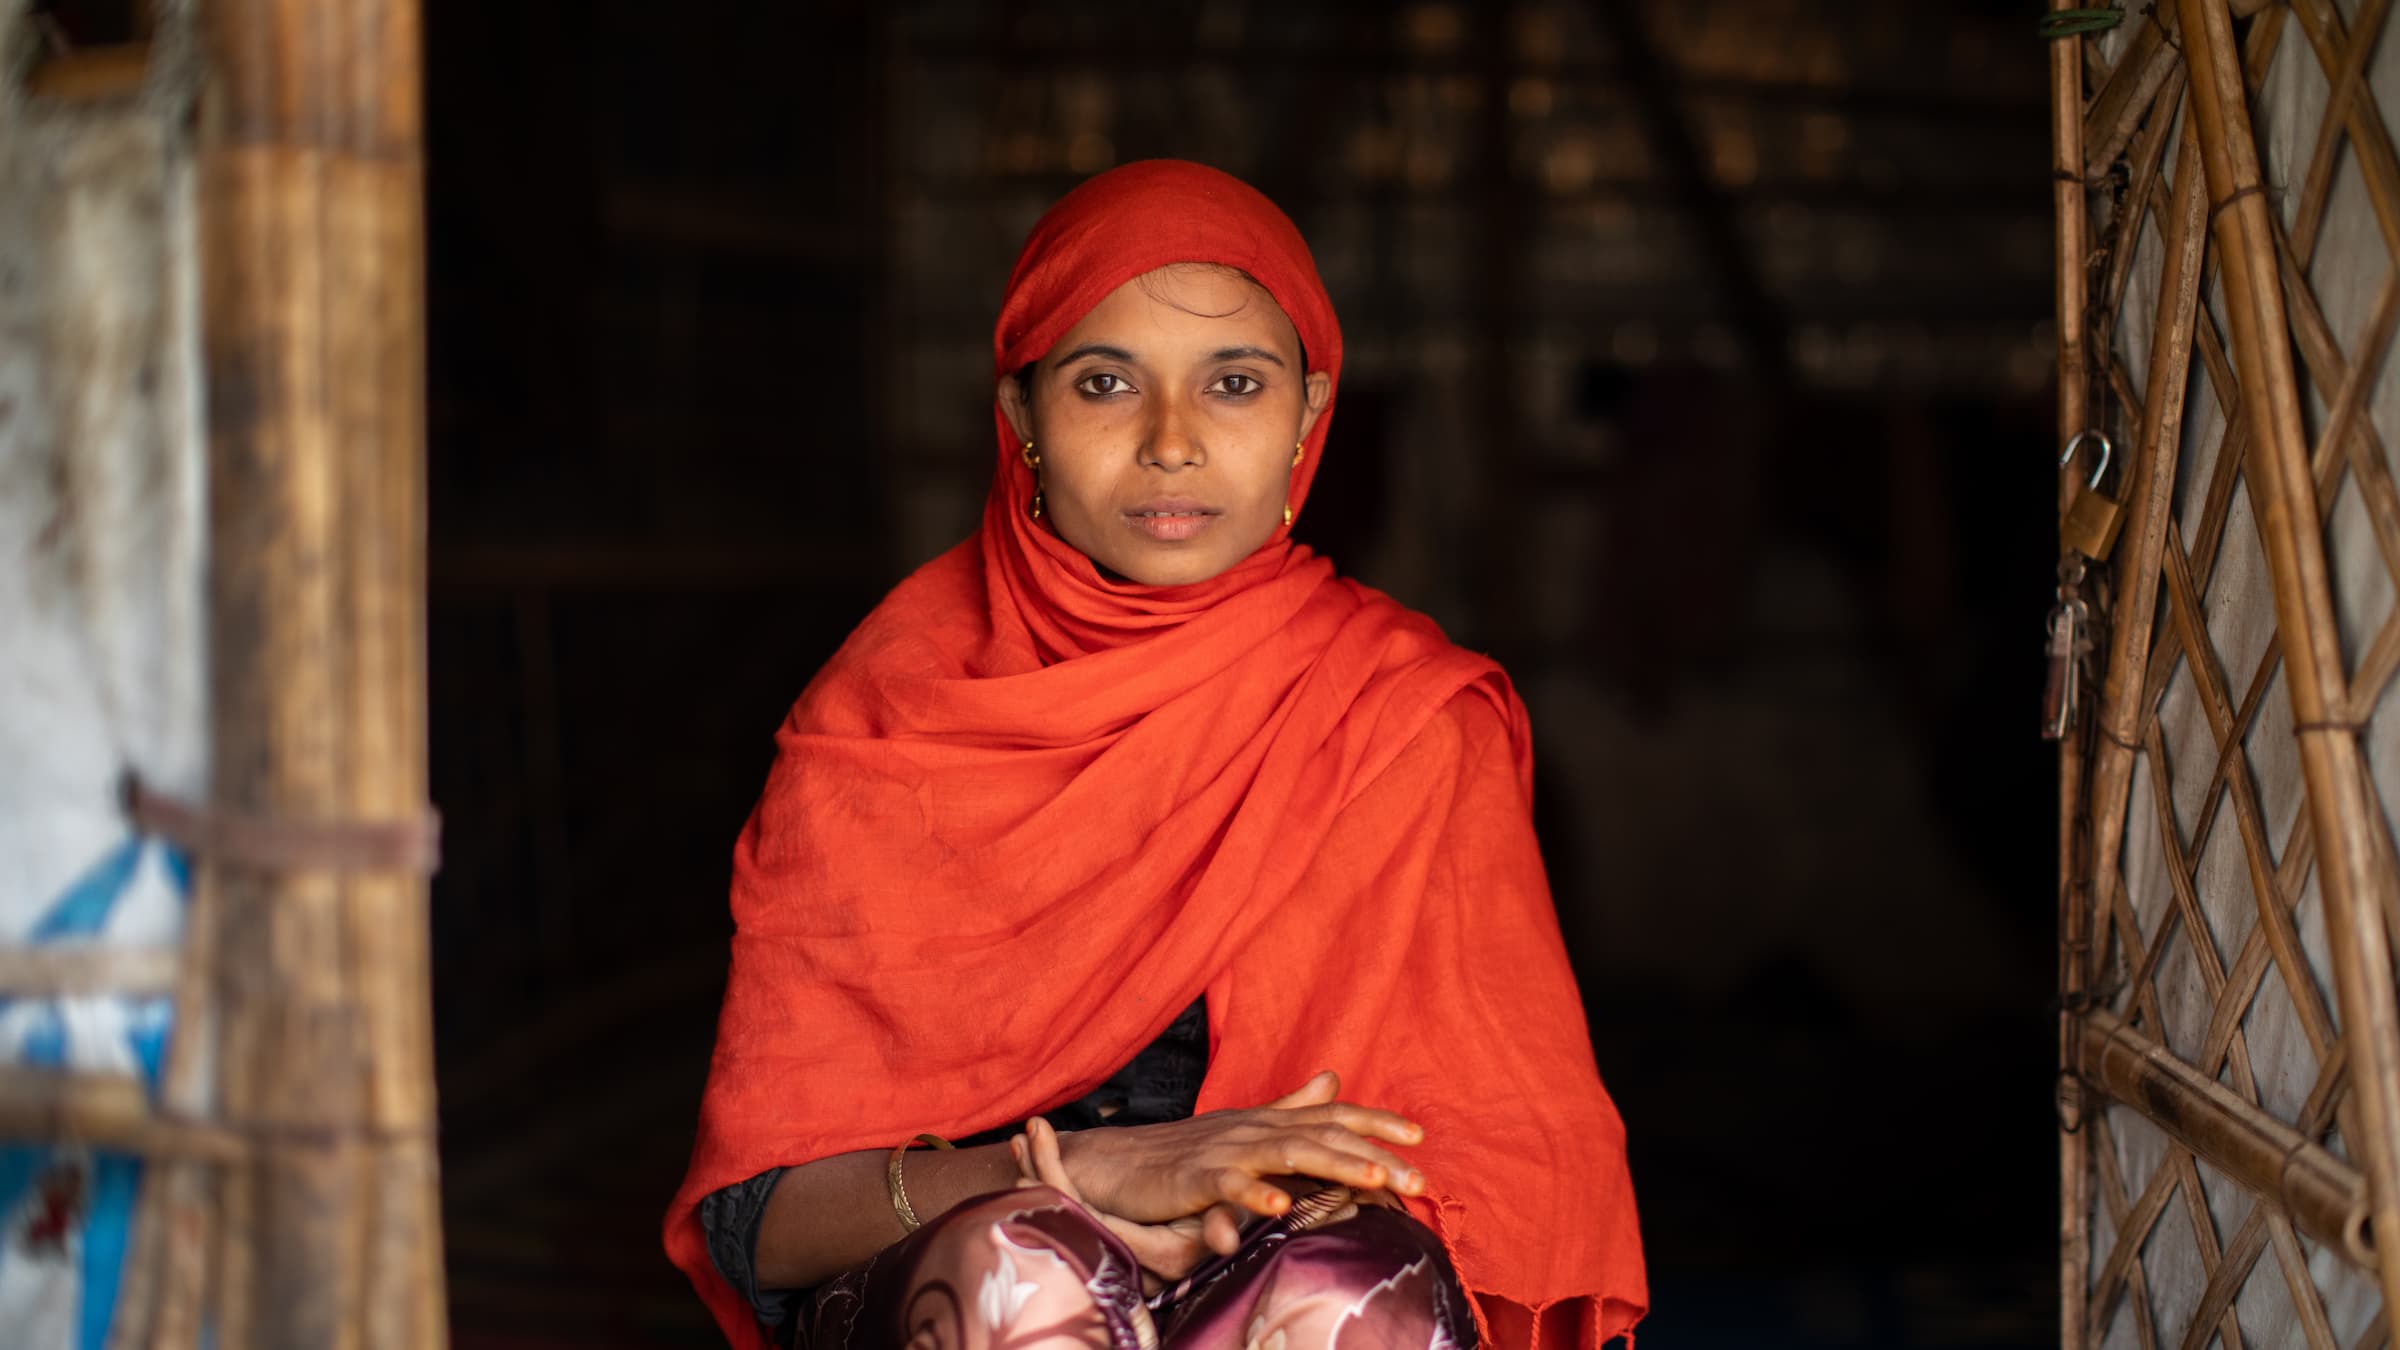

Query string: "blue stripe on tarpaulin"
[[19, 1004, 67, 1068], [80, 1156, 140, 1350], [0, 836, 189, 1350], [125, 1004, 170, 1086], [27, 837, 143, 943], [0, 1144, 41, 1241], [82, 998, 171, 1350]]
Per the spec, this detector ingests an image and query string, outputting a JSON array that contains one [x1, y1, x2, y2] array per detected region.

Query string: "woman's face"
[[998, 265, 1333, 587]]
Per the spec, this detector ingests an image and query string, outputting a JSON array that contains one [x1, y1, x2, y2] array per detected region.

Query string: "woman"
[[664, 160, 1644, 1350]]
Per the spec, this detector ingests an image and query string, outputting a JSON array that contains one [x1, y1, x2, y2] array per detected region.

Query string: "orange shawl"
[[665, 160, 1644, 1348]]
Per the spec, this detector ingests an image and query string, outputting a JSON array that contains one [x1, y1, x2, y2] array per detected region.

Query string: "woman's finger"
[[1100, 1212, 1189, 1270], [1201, 1201, 1247, 1257], [1009, 1134, 1045, 1189], [1097, 1211, 1206, 1280], [1024, 1118, 1088, 1202], [1250, 1135, 1407, 1194], [1296, 1102, 1425, 1147], [1266, 1070, 1340, 1110], [1289, 1123, 1427, 1196], [1213, 1166, 1292, 1218]]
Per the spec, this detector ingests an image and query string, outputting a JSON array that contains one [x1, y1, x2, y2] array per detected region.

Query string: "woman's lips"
[[1124, 500, 1221, 542]]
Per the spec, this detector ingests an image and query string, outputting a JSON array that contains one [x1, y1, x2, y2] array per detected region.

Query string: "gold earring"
[[1292, 441, 1304, 467], [1021, 440, 1040, 468], [1032, 489, 1045, 519], [1283, 504, 1293, 528]]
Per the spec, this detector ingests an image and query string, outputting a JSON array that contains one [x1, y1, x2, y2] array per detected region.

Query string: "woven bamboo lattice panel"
[[2060, 2, 2400, 1346]]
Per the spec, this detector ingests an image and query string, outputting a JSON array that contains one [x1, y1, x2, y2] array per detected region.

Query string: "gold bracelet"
[[886, 1132, 956, 1233]]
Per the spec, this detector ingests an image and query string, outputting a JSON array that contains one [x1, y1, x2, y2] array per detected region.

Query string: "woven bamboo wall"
[[2059, 2, 2400, 1346]]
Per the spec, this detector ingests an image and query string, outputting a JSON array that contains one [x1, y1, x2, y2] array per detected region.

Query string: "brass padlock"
[[2060, 430, 2125, 561]]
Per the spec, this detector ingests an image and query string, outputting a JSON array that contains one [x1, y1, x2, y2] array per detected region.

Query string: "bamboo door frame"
[[2055, 0, 2400, 1344]]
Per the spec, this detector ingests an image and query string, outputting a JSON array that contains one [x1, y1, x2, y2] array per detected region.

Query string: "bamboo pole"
[[2094, 64, 2188, 359], [2059, 721, 2094, 1350], [2081, 123, 2209, 987], [195, 1, 444, 1347], [2176, 0, 2400, 1318], [2080, 1009, 2374, 1266], [0, 1066, 246, 1164], [2082, 12, 2178, 185], [140, 865, 222, 1350], [0, 946, 180, 998], [2052, 6, 2094, 1342]]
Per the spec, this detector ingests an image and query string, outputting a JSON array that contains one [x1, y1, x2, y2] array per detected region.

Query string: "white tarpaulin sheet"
[[0, 12, 206, 1344]]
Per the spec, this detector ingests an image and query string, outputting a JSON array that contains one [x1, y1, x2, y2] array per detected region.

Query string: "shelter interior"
[[19, 0, 2063, 1346]]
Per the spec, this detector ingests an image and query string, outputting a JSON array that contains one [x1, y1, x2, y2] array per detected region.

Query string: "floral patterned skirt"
[[799, 1185, 1477, 1350]]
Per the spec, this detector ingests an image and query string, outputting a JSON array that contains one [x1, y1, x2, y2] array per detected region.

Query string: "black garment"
[[701, 998, 1211, 1337], [701, 1169, 800, 1341]]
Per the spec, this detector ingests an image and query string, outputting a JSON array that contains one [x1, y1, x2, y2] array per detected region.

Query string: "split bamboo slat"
[[2058, 1, 2400, 1345]]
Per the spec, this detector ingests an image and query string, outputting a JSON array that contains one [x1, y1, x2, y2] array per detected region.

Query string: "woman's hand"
[[1048, 1070, 1426, 1229], [1013, 1118, 1229, 1281]]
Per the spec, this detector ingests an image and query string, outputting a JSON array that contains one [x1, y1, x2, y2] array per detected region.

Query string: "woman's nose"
[[1142, 398, 1203, 469]]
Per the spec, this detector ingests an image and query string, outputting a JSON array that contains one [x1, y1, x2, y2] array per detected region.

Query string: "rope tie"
[[2055, 1068, 2089, 1134], [2273, 1133, 2366, 1258], [122, 773, 440, 876], [2155, 10, 2183, 55], [2042, 7, 2128, 38], [2097, 723, 2144, 752], [2208, 183, 2267, 232]]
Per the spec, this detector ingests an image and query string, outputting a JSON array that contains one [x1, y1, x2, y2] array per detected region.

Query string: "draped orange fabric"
[[664, 160, 1645, 1348]]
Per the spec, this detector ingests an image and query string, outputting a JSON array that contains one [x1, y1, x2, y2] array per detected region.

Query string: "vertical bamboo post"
[[2079, 129, 2207, 1001], [2050, 5, 2093, 1344], [197, 1, 445, 1346], [2176, 0, 2400, 1317]]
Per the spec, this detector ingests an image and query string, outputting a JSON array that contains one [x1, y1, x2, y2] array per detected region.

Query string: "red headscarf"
[[666, 160, 1644, 1348]]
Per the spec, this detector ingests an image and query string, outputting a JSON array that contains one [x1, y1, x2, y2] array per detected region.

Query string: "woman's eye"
[[1077, 373, 1129, 396], [1215, 374, 1260, 397]]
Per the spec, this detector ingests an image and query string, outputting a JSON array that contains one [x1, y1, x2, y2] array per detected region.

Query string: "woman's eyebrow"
[[1209, 345, 1287, 367], [1055, 343, 1138, 365]]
